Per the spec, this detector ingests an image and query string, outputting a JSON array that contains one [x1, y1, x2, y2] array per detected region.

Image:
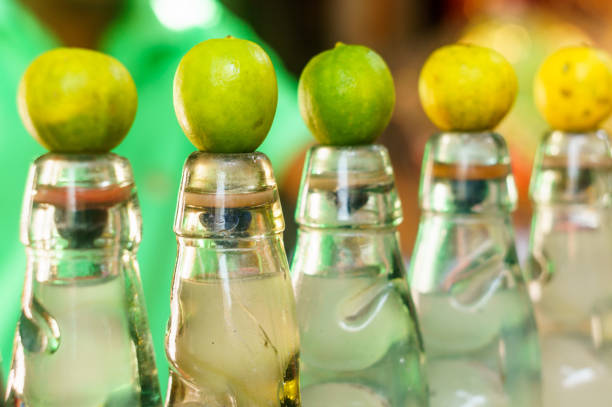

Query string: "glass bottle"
[[409, 132, 542, 406], [291, 145, 429, 407], [527, 130, 612, 406], [165, 152, 300, 407], [1, 363, 4, 407], [6, 153, 161, 407]]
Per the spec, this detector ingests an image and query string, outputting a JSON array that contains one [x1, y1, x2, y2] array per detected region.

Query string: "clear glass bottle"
[[6, 153, 161, 407], [527, 130, 612, 406], [1, 363, 5, 407], [165, 152, 300, 407], [409, 132, 542, 406], [291, 145, 429, 407]]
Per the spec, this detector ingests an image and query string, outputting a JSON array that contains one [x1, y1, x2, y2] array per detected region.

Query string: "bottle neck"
[[26, 247, 126, 282], [419, 132, 517, 214], [176, 234, 288, 280], [292, 226, 404, 277], [174, 151, 284, 240], [172, 152, 288, 280], [530, 130, 612, 206], [292, 145, 405, 276], [295, 145, 403, 229], [21, 153, 141, 252]]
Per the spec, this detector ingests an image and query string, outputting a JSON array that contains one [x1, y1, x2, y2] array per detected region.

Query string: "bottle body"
[[293, 229, 428, 407], [11, 250, 157, 407], [409, 132, 541, 407], [165, 152, 300, 407], [528, 130, 612, 406], [291, 145, 428, 407], [6, 154, 161, 407], [411, 213, 541, 406]]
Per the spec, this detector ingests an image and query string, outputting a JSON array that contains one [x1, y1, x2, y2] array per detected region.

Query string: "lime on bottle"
[[418, 43, 517, 131], [173, 37, 278, 153], [18, 48, 137, 153], [534, 45, 612, 132], [298, 42, 395, 145]]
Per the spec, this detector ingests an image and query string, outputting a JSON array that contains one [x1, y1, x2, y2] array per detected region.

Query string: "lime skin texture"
[[534, 45, 612, 132], [173, 37, 278, 153], [418, 43, 518, 132], [18, 47, 137, 153], [298, 43, 396, 146]]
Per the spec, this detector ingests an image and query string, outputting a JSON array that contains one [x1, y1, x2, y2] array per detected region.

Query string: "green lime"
[[173, 37, 278, 153], [18, 48, 137, 153], [298, 43, 395, 145]]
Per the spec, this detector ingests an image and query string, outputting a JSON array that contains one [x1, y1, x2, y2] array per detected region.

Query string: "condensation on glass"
[[6, 153, 161, 407], [528, 130, 612, 406], [409, 132, 542, 406], [165, 152, 300, 407], [291, 145, 429, 407]]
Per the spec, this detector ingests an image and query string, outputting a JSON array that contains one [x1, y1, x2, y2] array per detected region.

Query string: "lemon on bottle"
[[18, 48, 137, 153], [534, 46, 612, 132], [298, 42, 395, 146], [418, 43, 517, 132], [174, 37, 278, 153]]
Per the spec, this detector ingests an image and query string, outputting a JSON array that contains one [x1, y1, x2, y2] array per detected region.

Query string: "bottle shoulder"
[[410, 211, 523, 293], [291, 227, 406, 277]]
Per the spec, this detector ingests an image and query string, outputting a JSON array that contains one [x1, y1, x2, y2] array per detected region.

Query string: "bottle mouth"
[[21, 153, 139, 249], [418, 131, 518, 214], [538, 129, 612, 169], [295, 145, 403, 228], [174, 151, 284, 238]]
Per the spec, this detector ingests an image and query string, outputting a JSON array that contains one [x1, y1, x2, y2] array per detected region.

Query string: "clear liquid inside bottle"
[[292, 145, 429, 407], [165, 152, 300, 407], [409, 132, 542, 407], [6, 153, 161, 407], [528, 130, 612, 406]]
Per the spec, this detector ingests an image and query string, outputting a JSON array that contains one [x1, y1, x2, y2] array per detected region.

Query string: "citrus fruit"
[[534, 46, 612, 132], [173, 37, 278, 153], [418, 43, 517, 131], [298, 42, 395, 145], [18, 48, 137, 153]]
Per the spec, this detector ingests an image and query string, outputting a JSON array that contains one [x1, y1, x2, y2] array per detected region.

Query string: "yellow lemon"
[[534, 46, 612, 132], [18, 48, 137, 153], [418, 43, 517, 131], [174, 37, 278, 153]]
